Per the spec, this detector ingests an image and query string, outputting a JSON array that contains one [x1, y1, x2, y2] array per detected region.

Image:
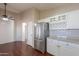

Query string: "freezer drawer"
[[34, 39, 46, 53]]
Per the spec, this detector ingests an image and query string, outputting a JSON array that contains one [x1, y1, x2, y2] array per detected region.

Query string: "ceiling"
[[0, 3, 79, 13]]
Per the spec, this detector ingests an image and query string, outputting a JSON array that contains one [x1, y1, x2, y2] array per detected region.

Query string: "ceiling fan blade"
[[0, 3, 14, 21], [8, 16, 15, 20]]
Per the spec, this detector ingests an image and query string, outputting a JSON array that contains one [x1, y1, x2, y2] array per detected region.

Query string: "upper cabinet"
[[49, 13, 68, 30], [67, 11, 79, 29], [49, 10, 79, 30]]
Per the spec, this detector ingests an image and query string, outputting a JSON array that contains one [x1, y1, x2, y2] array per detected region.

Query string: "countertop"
[[47, 36, 79, 44]]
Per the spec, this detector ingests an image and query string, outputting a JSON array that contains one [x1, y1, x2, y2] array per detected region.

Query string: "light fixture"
[[34, 23, 37, 26], [1, 3, 14, 21]]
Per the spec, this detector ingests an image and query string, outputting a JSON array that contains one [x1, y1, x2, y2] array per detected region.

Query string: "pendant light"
[[1, 3, 14, 21]]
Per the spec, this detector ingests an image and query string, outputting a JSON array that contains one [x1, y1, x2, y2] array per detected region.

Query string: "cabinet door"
[[47, 39, 58, 55], [49, 14, 67, 30], [67, 11, 79, 29], [57, 41, 70, 56], [66, 43, 79, 56], [58, 41, 79, 56]]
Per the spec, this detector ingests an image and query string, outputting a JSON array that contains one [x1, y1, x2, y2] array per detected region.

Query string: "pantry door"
[[27, 22, 34, 47]]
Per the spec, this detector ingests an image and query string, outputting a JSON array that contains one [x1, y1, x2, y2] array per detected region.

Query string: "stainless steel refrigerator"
[[34, 22, 49, 53]]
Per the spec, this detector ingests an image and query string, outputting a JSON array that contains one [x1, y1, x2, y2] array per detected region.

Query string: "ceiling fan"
[[0, 3, 14, 21]]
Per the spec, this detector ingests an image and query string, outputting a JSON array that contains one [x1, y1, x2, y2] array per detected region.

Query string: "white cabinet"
[[49, 14, 68, 30], [57, 41, 73, 56], [59, 41, 79, 56], [47, 38, 61, 55], [47, 39, 58, 55], [49, 10, 79, 30], [47, 38, 79, 56], [38, 10, 79, 29], [68, 43, 79, 56], [67, 11, 79, 29], [55, 40, 66, 56]]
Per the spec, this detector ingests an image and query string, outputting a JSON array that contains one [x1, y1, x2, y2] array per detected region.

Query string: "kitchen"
[[0, 3, 79, 56]]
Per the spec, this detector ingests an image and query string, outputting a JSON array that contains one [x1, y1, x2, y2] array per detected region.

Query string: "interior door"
[[27, 21, 34, 47], [25, 23, 28, 43], [22, 23, 26, 41]]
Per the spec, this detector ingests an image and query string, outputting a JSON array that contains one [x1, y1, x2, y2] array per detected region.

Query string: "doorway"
[[22, 22, 28, 42], [22, 22, 34, 47]]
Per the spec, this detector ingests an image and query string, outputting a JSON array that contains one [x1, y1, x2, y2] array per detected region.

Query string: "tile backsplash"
[[49, 29, 79, 37]]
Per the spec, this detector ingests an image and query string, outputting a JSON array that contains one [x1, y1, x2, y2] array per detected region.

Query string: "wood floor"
[[0, 41, 52, 56]]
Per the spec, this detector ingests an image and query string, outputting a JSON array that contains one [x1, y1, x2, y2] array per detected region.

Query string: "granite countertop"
[[47, 36, 79, 44]]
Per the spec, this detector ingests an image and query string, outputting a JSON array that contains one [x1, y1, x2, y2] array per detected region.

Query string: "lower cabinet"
[[47, 38, 79, 56], [59, 42, 79, 56], [47, 39, 58, 55]]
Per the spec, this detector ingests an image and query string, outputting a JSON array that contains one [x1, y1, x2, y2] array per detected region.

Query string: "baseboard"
[[0, 40, 16, 45]]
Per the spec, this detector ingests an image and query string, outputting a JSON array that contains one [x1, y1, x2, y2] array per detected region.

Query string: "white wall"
[[0, 8, 18, 44], [0, 20, 14, 44], [0, 8, 40, 44], [14, 15, 22, 41]]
